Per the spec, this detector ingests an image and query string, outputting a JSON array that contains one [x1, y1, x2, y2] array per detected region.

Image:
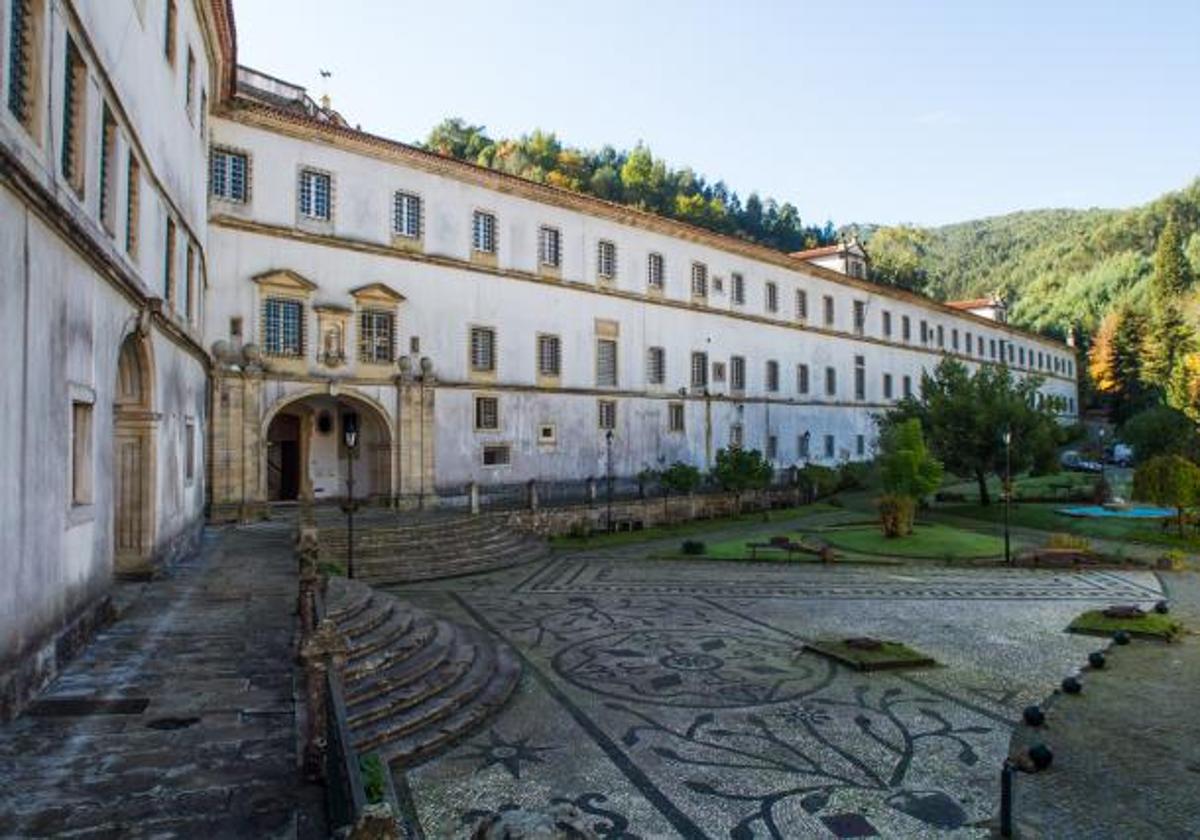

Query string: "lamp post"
[[1097, 427, 1107, 499], [343, 414, 359, 579], [1002, 427, 1012, 566], [800, 430, 812, 503], [605, 429, 614, 532]]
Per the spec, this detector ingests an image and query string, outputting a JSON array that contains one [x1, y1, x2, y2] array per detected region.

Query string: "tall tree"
[[1089, 303, 1154, 423], [1143, 219, 1195, 389], [866, 226, 931, 292]]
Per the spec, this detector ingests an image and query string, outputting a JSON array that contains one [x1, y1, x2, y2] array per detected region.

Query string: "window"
[[359, 309, 395, 363], [470, 326, 496, 372], [767, 435, 778, 460], [854, 356, 865, 400], [163, 0, 177, 63], [691, 350, 705, 388], [883, 373, 893, 400], [230, 317, 243, 341], [598, 399, 617, 430], [474, 396, 499, 430], [597, 239, 616, 280], [538, 225, 561, 267], [920, 320, 929, 344], [209, 148, 248, 202], [797, 363, 810, 395], [856, 434, 865, 457], [185, 48, 195, 115], [824, 434, 835, 459], [730, 423, 744, 448], [177, 419, 194, 484], [471, 210, 496, 253], [482, 444, 510, 466], [937, 324, 944, 348], [796, 289, 808, 321], [825, 365, 837, 397], [989, 338, 997, 359], [393, 191, 422, 238], [184, 243, 195, 322], [98, 107, 117, 232], [798, 433, 810, 459], [902, 375, 912, 398], [668, 402, 685, 432], [882, 310, 892, 338], [199, 89, 206, 136], [538, 424, 557, 445], [731, 272, 745, 305], [71, 401, 93, 506], [647, 252, 664, 289], [691, 262, 708, 298], [538, 334, 561, 377], [61, 37, 86, 194], [596, 338, 618, 387], [853, 301, 866, 335], [712, 361, 726, 383], [730, 356, 746, 391], [965, 332, 973, 355], [410, 336, 420, 354], [298, 168, 331, 220], [1019, 346, 1026, 366], [647, 346, 666, 385], [125, 153, 140, 256], [902, 315, 911, 342], [163, 217, 176, 302], [765, 282, 778, 313], [766, 360, 779, 392], [823, 295, 835, 327], [7, 0, 42, 132], [263, 298, 304, 357], [1008, 342, 1014, 363], [952, 328, 959, 351]]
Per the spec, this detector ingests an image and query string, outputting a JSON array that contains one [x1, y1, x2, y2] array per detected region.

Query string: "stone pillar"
[[468, 482, 480, 515], [394, 366, 437, 511], [299, 619, 349, 782]]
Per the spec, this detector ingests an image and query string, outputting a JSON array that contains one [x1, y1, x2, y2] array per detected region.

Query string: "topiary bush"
[[681, 539, 706, 555], [1047, 532, 1090, 551], [878, 493, 917, 537]]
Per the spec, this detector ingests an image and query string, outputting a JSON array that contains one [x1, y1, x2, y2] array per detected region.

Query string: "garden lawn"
[[936, 502, 1200, 552], [819, 522, 1004, 559], [655, 534, 835, 563], [804, 639, 937, 671], [939, 472, 1095, 501], [1067, 610, 1184, 641]]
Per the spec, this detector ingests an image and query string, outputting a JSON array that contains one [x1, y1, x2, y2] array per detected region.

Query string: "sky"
[[231, 0, 1200, 227]]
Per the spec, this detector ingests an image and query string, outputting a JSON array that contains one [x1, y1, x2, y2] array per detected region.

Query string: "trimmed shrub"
[[1158, 550, 1187, 571], [1047, 532, 1090, 551], [681, 539, 706, 555], [878, 493, 917, 537]]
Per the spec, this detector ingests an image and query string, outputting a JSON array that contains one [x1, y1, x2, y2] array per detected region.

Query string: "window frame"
[[538, 224, 561, 268], [595, 337, 618, 387], [392, 190, 422, 239], [597, 398, 617, 431], [298, 167, 333, 221], [537, 332, 562, 378], [647, 345, 666, 386], [647, 251, 664, 290], [472, 209, 497, 254], [690, 261, 708, 299], [262, 296, 305, 358], [668, 401, 685, 433], [690, 351, 708, 389], [209, 146, 250, 204], [474, 394, 500, 431], [730, 355, 746, 392], [358, 308, 396, 365], [469, 325, 497, 374]]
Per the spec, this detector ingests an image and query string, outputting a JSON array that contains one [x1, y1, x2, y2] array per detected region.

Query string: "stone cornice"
[[216, 101, 1073, 354], [210, 214, 1076, 387]]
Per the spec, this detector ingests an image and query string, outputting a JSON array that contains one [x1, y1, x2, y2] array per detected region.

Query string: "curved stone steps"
[[325, 577, 520, 768]]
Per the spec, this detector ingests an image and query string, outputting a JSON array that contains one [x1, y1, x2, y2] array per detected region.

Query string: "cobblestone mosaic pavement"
[[0, 523, 325, 839], [392, 555, 1166, 838]]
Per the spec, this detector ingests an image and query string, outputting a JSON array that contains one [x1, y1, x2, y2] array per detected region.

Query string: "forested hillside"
[[421, 119, 838, 253]]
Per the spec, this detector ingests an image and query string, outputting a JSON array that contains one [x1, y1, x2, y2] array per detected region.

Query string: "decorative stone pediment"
[[252, 269, 318, 293], [350, 282, 405, 304]]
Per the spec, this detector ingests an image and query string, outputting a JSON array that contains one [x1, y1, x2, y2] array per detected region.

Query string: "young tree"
[[877, 419, 943, 536], [884, 358, 1063, 505], [710, 447, 773, 514], [657, 461, 702, 520], [1119, 405, 1200, 463], [1132, 455, 1200, 536]]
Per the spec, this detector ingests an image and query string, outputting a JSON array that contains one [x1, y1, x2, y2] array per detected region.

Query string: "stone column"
[[299, 619, 349, 782]]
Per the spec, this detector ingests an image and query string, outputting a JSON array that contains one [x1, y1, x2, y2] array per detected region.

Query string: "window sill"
[[67, 504, 96, 528]]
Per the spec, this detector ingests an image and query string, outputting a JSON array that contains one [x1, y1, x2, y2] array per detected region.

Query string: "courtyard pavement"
[[389, 533, 1167, 839], [0, 521, 325, 839]]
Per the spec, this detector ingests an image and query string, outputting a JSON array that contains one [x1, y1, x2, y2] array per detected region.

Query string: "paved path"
[[0, 522, 325, 839], [1009, 571, 1200, 839]]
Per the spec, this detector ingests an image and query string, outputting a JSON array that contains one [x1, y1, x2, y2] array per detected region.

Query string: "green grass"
[[940, 471, 1096, 501], [938, 501, 1200, 551], [359, 753, 387, 804], [655, 532, 872, 563], [804, 638, 937, 671], [1067, 610, 1184, 641], [549, 504, 833, 551], [818, 522, 1004, 559]]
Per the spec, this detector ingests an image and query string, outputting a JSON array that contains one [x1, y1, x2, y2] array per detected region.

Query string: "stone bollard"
[[348, 803, 405, 840], [296, 526, 321, 636], [468, 482, 480, 515], [299, 619, 350, 782], [527, 479, 539, 512]]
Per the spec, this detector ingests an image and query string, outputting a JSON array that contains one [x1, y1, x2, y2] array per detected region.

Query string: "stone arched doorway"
[[113, 333, 157, 576], [264, 393, 392, 503]]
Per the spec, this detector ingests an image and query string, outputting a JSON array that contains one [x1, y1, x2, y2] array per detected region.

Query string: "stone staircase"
[[318, 514, 549, 584], [325, 576, 521, 766]]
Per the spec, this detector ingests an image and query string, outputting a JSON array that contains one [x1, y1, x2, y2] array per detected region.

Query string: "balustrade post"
[[296, 526, 321, 636], [299, 619, 349, 782]]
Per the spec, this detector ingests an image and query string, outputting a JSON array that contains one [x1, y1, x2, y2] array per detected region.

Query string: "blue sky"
[[232, 0, 1200, 227]]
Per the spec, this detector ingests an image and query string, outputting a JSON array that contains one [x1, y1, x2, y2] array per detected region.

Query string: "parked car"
[[1060, 450, 1103, 473]]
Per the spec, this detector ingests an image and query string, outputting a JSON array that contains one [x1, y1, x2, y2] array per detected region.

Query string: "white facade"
[[204, 97, 1077, 496], [0, 0, 226, 717]]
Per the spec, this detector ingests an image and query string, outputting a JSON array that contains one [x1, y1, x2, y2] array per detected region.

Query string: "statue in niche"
[[320, 322, 345, 367]]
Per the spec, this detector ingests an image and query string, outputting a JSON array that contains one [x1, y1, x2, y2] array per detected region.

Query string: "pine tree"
[[1143, 220, 1196, 388]]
